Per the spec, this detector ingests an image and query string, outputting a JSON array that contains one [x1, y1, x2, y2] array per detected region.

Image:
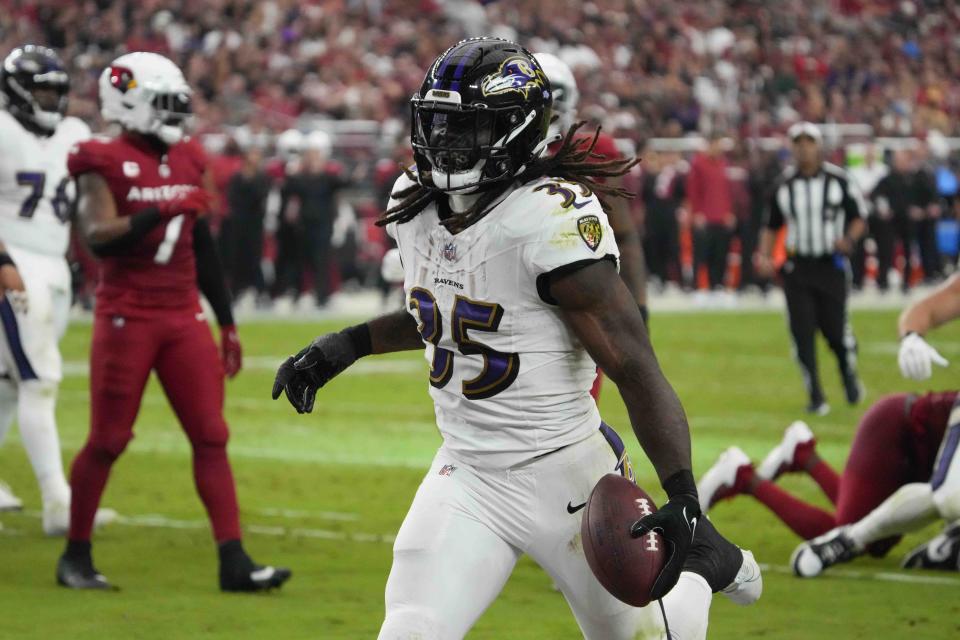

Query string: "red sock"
[[68, 443, 118, 541], [192, 443, 242, 543], [806, 460, 840, 505], [751, 480, 836, 539]]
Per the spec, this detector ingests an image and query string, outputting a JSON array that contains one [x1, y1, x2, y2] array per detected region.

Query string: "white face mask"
[[33, 109, 63, 131], [156, 123, 184, 145], [430, 160, 486, 194]]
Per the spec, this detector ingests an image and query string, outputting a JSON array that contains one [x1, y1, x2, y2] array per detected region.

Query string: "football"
[[580, 473, 667, 607]]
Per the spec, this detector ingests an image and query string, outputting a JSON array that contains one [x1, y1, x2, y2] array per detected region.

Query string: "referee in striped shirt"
[[758, 122, 868, 415]]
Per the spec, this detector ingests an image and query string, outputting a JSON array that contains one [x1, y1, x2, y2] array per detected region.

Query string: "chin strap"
[[531, 132, 562, 159]]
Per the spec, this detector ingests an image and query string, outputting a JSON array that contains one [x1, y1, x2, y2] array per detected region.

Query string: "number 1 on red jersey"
[[154, 214, 184, 264]]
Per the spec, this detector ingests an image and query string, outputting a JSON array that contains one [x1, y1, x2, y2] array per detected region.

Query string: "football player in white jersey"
[[274, 38, 760, 639], [0, 45, 113, 534]]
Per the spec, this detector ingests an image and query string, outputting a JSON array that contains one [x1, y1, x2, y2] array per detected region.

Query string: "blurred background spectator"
[[641, 148, 685, 291], [274, 130, 345, 310], [847, 143, 888, 290], [688, 132, 736, 291], [226, 145, 272, 309]]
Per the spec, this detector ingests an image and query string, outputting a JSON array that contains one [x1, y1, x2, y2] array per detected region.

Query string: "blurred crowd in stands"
[[3, 0, 960, 309]]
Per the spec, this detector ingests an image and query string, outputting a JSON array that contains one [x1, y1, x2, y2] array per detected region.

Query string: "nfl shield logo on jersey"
[[441, 242, 458, 262], [577, 215, 603, 251], [122, 161, 140, 178]]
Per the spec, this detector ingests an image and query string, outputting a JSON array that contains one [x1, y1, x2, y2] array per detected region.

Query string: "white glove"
[[898, 332, 949, 380]]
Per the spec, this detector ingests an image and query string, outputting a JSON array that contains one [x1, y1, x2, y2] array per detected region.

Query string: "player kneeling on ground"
[[56, 52, 289, 592], [274, 37, 759, 639], [697, 391, 957, 576]]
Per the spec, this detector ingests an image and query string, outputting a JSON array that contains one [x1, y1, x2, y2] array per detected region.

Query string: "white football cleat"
[[790, 526, 859, 578], [0, 480, 23, 511], [757, 421, 816, 481], [697, 446, 752, 512], [721, 549, 763, 605], [43, 501, 118, 537]]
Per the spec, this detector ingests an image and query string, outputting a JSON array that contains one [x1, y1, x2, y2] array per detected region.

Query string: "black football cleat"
[[791, 527, 859, 577], [902, 522, 960, 571], [218, 540, 291, 592], [683, 516, 762, 605], [220, 563, 292, 592], [56, 553, 117, 590]]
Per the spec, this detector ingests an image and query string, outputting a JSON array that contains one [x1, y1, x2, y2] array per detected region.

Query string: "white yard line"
[[757, 562, 960, 587], [47, 438, 437, 469], [249, 507, 359, 522], [60, 358, 424, 378], [55, 387, 435, 418], [12, 510, 394, 545]]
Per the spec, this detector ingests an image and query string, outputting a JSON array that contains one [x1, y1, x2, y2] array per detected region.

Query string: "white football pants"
[[378, 428, 712, 640], [0, 248, 71, 505]]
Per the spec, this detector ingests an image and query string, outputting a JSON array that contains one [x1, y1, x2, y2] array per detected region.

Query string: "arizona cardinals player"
[[56, 52, 290, 592], [697, 391, 957, 576]]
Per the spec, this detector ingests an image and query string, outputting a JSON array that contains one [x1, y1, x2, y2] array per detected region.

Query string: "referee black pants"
[[781, 256, 858, 406]]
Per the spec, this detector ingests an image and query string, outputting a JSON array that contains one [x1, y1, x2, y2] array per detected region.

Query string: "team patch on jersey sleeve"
[[576, 215, 603, 251]]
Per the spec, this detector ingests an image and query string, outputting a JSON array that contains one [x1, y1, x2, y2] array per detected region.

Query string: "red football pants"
[[69, 310, 241, 543], [753, 394, 926, 552]]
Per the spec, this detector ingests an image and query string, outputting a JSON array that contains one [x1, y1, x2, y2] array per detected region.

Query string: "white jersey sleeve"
[[521, 179, 619, 292], [0, 113, 91, 257]]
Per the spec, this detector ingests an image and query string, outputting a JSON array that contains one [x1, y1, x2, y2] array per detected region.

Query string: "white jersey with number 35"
[[388, 173, 620, 469], [0, 110, 91, 257]]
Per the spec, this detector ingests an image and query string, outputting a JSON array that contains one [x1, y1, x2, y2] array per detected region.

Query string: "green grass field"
[[2, 309, 959, 639]]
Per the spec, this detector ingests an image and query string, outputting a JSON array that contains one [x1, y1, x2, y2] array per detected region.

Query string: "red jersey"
[[549, 131, 621, 165], [581, 131, 620, 163], [687, 152, 733, 224], [908, 390, 959, 472], [68, 133, 207, 315]]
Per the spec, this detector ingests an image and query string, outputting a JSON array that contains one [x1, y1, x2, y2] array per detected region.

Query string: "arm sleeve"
[[87, 208, 163, 257], [193, 218, 235, 326]]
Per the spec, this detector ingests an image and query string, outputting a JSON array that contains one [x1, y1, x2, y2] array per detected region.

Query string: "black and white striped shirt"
[[766, 162, 867, 258]]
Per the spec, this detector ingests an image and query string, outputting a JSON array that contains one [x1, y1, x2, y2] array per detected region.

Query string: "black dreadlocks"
[[376, 122, 640, 234]]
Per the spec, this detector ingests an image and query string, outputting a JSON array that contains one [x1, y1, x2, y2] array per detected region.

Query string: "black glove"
[[629, 470, 700, 601], [271, 331, 360, 414]]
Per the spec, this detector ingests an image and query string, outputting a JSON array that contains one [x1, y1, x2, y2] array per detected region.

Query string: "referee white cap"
[[787, 121, 822, 144]]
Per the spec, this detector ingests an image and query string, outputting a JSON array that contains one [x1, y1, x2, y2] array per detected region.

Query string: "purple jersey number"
[[408, 289, 520, 400], [16, 171, 45, 218], [409, 287, 454, 388], [451, 295, 520, 399]]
